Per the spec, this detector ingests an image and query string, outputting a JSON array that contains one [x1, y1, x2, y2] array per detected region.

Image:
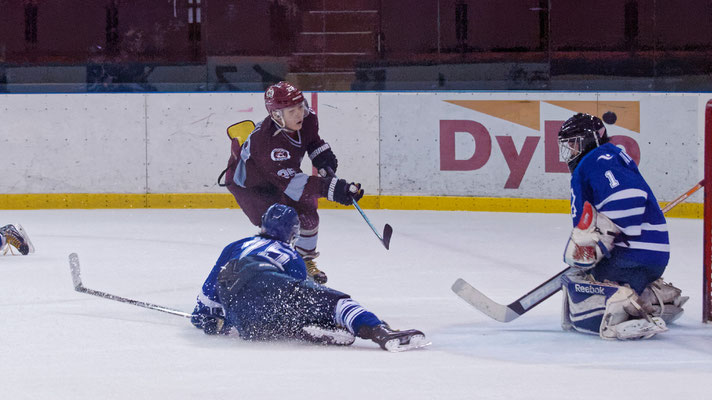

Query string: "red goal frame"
[[703, 99, 712, 322]]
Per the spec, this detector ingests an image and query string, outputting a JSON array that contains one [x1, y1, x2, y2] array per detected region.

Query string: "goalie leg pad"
[[561, 283, 574, 332], [561, 273, 622, 335], [561, 272, 667, 340], [599, 285, 667, 340], [640, 278, 689, 324], [601, 317, 667, 340]]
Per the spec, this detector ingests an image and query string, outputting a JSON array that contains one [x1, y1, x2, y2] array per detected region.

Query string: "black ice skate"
[[358, 323, 430, 352], [1, 224, 33, 255], [301, 325, 355, 346]]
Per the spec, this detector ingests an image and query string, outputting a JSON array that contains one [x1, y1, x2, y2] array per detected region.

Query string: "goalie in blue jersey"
[[190, 203, 429, 352], [557, 113, 687, 340]]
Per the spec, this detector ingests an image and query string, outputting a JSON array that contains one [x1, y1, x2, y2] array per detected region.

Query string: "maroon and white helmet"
[[264, 81, 309, 128]]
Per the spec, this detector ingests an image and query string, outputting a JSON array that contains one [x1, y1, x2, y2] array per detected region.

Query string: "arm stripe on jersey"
[[197, 292, 224, 309], [618, 225, 643, 236], [641, 223, 668, 232], [614, 241, 670, 252], [595, 188, 648, 210], [617, 223, 667, 236], [600, 207, 646, 219]]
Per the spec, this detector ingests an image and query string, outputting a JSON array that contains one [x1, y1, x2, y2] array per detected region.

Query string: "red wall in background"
[[1, 0, 710, 65]]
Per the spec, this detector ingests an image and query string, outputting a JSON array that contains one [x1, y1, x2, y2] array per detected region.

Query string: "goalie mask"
[[558, 113, 609, 172], [260, 203, 300, 245], [264, 81, 309, 130]]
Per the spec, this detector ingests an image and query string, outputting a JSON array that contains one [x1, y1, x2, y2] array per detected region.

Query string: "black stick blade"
[[69, 253, 84, 290], [382, 224, 393, 250]]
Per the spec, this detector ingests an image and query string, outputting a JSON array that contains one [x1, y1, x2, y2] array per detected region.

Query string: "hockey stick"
[[352, 200, 393, 250], [452, 180, 702, 322], [661, 179, 704, 213], [452, 269, 570, 322], [325, 167, 393, 249], [68, 253, 192, 318]]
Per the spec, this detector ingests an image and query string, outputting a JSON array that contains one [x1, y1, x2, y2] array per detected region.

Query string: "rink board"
[[0, 91, 707, 215]]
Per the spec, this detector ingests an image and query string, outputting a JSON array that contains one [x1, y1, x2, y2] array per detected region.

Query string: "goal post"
[[703, 99, 712, 323]]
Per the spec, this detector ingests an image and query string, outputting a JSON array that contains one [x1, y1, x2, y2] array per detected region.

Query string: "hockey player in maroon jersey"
[[224, 81, 363, 284]]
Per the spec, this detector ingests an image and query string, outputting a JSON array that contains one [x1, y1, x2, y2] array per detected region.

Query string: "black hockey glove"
[[201, 315, 226, 335], [326, 178, 364, 206], [310, 143, 338, 176], [191, 305, 227, 335]]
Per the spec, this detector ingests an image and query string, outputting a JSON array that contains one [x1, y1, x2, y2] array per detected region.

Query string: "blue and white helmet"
[[260, 203, 300, 244]]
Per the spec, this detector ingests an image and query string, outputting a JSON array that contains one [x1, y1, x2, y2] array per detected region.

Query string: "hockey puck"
[[602, 111, 617, 125]]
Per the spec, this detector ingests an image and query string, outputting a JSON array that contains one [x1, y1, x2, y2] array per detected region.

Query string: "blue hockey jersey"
[[194, 235, 307, 314], [569, 142, 669, 267]]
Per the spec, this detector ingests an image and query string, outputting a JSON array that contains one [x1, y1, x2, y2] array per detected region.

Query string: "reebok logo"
[[574, 283, 606, 295]]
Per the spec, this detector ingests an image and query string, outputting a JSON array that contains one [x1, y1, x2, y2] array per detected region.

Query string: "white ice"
[[1, 209, 710, 399]]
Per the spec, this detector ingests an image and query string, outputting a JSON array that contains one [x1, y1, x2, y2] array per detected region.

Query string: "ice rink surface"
[[1, 208, 710, 400]]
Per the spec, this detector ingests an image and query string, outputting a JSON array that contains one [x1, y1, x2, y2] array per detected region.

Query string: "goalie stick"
[[68, 253, 192, 318], [452, 180, 703, 322], [661, 179, 704, 213]]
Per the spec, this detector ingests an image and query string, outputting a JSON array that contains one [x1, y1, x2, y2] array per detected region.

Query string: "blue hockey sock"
[[334, 298, 381, 334]]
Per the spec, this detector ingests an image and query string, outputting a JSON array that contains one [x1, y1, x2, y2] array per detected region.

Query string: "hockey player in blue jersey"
[[557, 113, 687, 340], [190, 203, 429, 352]]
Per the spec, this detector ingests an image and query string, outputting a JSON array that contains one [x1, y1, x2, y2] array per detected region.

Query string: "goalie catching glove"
[[563, 201, 620, 269]]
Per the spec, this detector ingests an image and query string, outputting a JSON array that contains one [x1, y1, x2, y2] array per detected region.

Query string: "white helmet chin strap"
[[270, 111, 297, 137], [271, 110, 286, 129], [270, 101, 309, 135]]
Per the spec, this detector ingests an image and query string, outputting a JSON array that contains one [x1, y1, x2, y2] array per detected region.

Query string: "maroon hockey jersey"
[[233, 111, 329, 203]]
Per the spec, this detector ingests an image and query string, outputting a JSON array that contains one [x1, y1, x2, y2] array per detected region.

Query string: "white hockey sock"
[[295, 226, 318, 255], [334, 298, 380, 335]]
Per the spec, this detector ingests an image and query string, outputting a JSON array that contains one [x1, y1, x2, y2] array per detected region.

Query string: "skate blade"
[[383, 334, 431, 352]]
